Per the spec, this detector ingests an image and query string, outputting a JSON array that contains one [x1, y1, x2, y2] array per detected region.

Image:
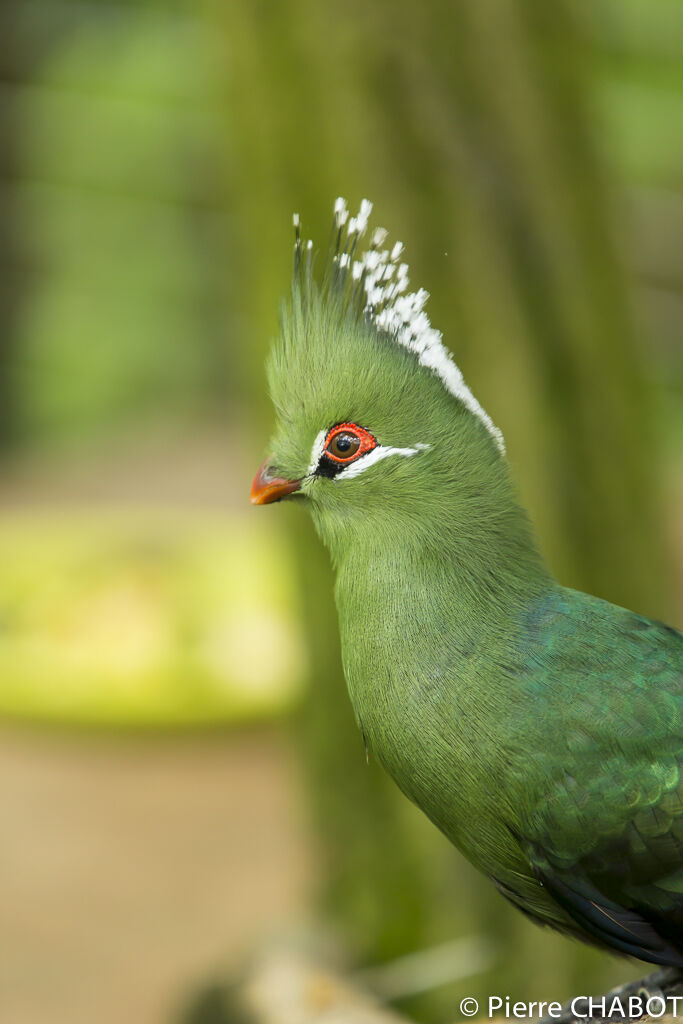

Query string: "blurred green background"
[[0, 1, 681, 1022]]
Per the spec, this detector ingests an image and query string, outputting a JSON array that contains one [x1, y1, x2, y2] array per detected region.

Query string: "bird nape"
[[251, 198, 683, 988]]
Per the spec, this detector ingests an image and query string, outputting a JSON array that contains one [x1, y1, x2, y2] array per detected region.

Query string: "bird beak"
[[250, 458, 302, 505]]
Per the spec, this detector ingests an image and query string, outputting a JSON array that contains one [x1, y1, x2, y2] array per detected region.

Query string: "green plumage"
[[256, 203, 683, 966]]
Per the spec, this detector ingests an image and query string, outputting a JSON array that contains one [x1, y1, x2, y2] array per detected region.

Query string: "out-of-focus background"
[[0, 1, 681, 1022]]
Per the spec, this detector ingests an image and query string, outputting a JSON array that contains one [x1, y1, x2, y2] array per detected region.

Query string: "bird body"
[[252, 198, 683, 967]]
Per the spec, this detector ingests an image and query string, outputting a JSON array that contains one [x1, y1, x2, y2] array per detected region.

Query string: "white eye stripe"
[[307, 428, 327, 475], [335, 443, 430, 480], [306, 429, 430, 480]]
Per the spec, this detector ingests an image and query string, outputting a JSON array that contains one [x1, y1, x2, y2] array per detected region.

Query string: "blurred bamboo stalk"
[[0, 4, 20, 448]]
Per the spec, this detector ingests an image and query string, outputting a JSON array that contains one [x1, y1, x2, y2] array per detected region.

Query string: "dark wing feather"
[[509, 590, 683, 964], [531, 853, 683, 967]]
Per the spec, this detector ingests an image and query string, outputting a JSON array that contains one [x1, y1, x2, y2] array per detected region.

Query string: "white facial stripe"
[[307, 428, 327, 475], [336, 443, 430, 480]]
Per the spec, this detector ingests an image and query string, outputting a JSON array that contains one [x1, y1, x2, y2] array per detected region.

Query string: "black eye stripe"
[[315, 447, 375, 478], [316, 453, 345, 478]]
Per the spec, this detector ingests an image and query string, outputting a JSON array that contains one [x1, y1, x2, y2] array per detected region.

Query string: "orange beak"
[[250, 458, 302, 505]]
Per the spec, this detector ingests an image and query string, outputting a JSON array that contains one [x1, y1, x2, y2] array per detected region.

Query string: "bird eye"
[[328, 432, 360, 460], [323, 422, 376, 465]]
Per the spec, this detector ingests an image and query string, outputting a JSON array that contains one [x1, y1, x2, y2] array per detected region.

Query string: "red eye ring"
[[324, 423, 377, 464]]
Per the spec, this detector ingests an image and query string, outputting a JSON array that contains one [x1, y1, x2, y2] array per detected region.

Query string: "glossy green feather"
[[258, 213, 683, 965]]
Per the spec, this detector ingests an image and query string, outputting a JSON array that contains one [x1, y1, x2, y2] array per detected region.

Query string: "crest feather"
[[291, 198, 505, 455]]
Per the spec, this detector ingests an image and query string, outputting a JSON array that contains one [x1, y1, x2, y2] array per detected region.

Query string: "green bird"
[[251, 198, 683, 969]]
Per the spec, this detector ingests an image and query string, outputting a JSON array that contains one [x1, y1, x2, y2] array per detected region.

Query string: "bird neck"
[[322, 469, 554, 637], [313, 465, 556, 840]]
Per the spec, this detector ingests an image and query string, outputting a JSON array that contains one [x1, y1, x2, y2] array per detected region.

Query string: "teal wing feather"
[[507, 589, 683, 965]]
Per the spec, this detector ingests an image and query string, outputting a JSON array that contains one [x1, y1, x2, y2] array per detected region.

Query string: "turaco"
[[251, 198, 683, 974]]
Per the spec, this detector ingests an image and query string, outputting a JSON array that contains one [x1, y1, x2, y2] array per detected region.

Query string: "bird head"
[[251, 198, 509, 559]]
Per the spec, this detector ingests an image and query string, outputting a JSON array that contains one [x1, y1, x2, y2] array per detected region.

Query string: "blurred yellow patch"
[[0, 510, 307, 727]]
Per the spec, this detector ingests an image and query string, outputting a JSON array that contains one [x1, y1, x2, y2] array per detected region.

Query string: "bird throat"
[[319, 488, 553, 787]]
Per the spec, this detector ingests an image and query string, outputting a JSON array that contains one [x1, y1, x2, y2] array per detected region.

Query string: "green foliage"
[[4, 2, 234, 445]]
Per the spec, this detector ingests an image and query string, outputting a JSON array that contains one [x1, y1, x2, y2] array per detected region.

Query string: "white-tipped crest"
[[294, 198, 506, 455], [334, 197, 348, 227]]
